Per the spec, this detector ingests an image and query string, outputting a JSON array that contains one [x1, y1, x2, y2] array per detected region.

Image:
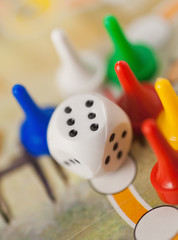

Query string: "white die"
[[47, 93, 132, 179]]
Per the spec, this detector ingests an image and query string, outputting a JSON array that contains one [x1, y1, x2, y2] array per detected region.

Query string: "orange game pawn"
[[142, 119, 178, 205]]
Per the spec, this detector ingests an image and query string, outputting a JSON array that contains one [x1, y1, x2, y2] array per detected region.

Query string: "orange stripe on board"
[[113, 188, 148, 224], [172, 233, 178, 240], [161, 3, 178, 19]]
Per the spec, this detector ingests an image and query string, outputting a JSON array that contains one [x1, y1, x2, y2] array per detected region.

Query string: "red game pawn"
[[115, 61, 162, 135], [142, 119, 178, 205]]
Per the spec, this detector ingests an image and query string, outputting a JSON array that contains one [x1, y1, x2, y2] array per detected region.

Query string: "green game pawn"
[[104, 15, 158, 87]]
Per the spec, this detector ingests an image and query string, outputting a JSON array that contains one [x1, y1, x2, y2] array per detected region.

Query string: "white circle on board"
[[127, 14, 172, 50], [134, 206, 178, 240], [89, 156, 136, 194]]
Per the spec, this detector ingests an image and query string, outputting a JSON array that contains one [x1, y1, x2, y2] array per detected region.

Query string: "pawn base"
[[89, 156, 136, 195], [151, 163, 178, 205]]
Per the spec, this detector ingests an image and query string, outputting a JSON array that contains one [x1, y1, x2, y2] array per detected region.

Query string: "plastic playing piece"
[[115, 61, 162, 135], [12, 84, 55, 156], [155, 78, 178, 151], [142, 119, 178, 205], [51, 29, 105, 98], [126, 14, 172, 50], [103, 15, 157, 87]]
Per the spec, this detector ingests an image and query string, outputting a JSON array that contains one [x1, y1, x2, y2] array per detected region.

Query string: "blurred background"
[[0, 0, 177, 239]]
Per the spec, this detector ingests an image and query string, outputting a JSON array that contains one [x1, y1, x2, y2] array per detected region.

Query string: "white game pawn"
[[126, 14, 172, 50], [51, 29, 105, 98], [47, 93, 136, 194]]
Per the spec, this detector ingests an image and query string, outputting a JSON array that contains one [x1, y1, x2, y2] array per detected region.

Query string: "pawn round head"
[[47, 93, 132, 179]]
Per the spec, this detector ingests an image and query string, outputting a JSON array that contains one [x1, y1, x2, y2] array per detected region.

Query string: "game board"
[[0, 0, 178, 239]]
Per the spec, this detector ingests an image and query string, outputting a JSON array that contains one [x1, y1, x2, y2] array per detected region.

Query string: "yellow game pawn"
[[155, 78, 178, 150]]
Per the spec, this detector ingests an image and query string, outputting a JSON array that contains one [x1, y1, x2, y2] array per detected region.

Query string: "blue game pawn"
[[12, 84, 55, 156]]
